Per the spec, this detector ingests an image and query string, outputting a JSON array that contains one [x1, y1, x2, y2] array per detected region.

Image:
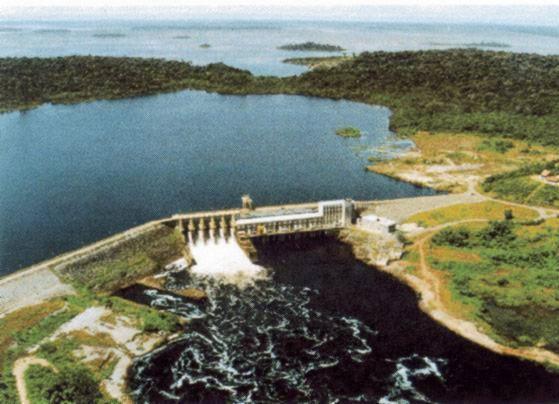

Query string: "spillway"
[[187, 232, 267, 288]]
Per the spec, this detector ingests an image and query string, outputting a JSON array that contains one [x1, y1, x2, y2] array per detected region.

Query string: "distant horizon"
[[2, 5, 559, 26]]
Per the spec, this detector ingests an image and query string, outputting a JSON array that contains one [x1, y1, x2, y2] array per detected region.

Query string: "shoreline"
[[343, 228, 559, 369], [384, 258, 559, 369], [358, 137, 559, 370]]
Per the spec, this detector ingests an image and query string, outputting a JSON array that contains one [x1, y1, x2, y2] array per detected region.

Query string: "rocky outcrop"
[[338, 227, 403, 267]]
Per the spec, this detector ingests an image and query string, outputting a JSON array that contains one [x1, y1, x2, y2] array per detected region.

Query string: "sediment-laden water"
[[121, 238, 559, 403]]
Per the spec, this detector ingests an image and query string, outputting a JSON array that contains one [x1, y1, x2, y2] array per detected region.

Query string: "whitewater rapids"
[[187, 232, 267, 288]]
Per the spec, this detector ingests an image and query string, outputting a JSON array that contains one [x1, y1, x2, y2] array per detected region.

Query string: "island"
[[336, 126, 361, 138], [278, 41, 345, 52], [92, 33, 126, 38], [429, 41, 511, 49], [199, 43, 211, 48], [2, 50, 559, 400]]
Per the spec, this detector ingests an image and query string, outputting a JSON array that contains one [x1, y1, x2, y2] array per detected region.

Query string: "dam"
[[174, 196, 358, 243], [0, 190, 487, 318], [174, 196, 364, 284]]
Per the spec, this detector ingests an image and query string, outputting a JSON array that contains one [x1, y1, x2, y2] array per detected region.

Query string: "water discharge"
[[188, 232, 267, 288], [120, 237, 559, 403]]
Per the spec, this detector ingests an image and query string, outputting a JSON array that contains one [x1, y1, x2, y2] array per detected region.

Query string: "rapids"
[[188, 231, 267, 288], [120, 237, 559, 403]]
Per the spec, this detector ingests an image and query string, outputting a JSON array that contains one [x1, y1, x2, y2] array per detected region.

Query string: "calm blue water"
[[0, 20, 558, 76], [0, 91, 433, 274]]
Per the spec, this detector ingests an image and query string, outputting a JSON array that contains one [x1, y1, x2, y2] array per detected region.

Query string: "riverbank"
[[356, 131, 559, 369], [343, 214, 559, 370]]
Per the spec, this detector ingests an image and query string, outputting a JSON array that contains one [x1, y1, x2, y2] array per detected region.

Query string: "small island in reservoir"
[[429, 41, 510, 49], [92, 33, 126, 38], [278, 42, 345, 52], [336, 127, 362, 138], [200, 43, 211, 48]]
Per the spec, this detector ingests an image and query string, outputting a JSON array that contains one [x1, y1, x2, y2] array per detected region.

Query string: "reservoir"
[[0, 90, 433, 274]]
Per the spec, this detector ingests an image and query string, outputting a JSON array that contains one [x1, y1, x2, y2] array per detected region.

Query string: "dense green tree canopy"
[[1, 50, 558, 144]]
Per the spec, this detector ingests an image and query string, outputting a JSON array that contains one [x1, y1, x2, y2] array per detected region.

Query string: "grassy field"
[[0, 288, 181, 403], [406, 201, 539, 227], [56, 224, 184, 292], [0, 299, 81, 403], [369, 132, 559, 192], [427, 218, 559, 353], [0, 300, 68, 363]]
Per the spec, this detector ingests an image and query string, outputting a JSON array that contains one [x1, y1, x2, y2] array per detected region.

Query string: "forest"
[[1, 49, 559, 145]]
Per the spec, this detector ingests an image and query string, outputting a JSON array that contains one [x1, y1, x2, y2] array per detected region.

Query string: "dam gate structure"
[[169, 197, 355, 243]]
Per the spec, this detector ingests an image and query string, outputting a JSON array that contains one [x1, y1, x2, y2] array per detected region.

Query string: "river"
[[120, 237, 559, 403]]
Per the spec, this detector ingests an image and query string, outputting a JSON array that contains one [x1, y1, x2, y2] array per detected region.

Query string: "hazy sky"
[[1, 0, 559, 25], [3, 0, 559, 5]]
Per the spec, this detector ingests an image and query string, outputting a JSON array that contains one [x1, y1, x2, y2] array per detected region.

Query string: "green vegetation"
[[0, 300, 67, 362], [278, 42, 344, 52], [200, 43, 211, 48], [294, 50, 559, 145], [25, 365, 53, 404], [335, 126, 361, 138], [406, 201, 538, 227], [483, 160, 559, 208], [0, 300, 76, 403], [0, 289, 180, 403], [26, 364, 105, 404], [430, 219, 559, 352], [56, 224, 184, 292], [283, 56, 349, 66], [0, 56, 262, 112], [2, 50, 559, 145], [140, 310, 181, 333], [429, 41, 511, 49], [463, 42, 511, 48], [477, 138, 514, 153], [105, 293, 181, 333]]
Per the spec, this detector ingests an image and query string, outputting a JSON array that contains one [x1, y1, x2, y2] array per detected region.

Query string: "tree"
[[479, 220, 516, 246], [504, 209, 514, 220], [432, 227, 472, 247], [45, 367, 101, 404]]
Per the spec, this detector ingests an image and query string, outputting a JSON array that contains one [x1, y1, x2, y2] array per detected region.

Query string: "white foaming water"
[[188, 232, 267, 288], [380, 354, 447, 404]]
